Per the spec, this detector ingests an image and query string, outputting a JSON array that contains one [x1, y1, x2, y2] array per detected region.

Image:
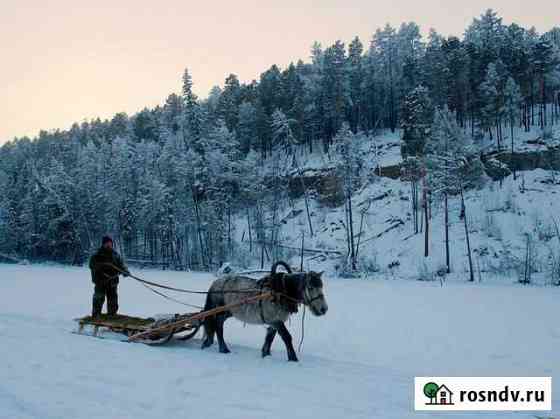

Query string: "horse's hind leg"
[[261, 327, 277, 358], [201, 316, 216, 349], [215, 315, 231, 354], [276, 322, 298, 362]]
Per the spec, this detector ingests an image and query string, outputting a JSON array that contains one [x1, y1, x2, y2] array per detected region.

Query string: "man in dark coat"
[[89, 236, 129, 317]]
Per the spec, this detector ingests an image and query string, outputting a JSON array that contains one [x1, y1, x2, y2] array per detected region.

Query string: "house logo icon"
[[423, 382, 455, 405]]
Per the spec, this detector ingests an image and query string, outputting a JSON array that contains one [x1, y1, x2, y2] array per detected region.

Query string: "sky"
[[1, 0, 558, 144]]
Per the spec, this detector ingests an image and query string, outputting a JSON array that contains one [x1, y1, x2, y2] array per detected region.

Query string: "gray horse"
[[201, 262, 328, 361]]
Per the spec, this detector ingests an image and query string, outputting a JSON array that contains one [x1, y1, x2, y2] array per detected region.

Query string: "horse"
[[201, 261, 328, 361]]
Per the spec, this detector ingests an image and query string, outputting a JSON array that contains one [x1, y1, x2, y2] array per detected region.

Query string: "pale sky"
[[1, 0, 558, 143]]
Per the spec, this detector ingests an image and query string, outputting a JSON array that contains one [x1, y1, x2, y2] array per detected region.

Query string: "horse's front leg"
[[215, 314, 231, 354], [276, 322, 298, 362], [261, 326, 277, 358]]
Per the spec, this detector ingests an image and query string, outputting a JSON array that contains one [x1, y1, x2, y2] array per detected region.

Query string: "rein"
[[299, 306, 306, 352], [102, 271, 203, 309], [105, 263, 261, 295], [137, 281, 204, 310]]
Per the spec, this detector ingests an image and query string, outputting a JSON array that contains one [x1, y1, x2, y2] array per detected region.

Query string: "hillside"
[[235, 122, 560, 283]]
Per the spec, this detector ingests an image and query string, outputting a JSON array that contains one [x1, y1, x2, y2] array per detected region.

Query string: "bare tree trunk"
[[411, 182, 415, 234], [389, 49, 396, 132], [424, 184, 429, 258], [344, 199, 351, 257], [193, 195, 205, 269], [461, 189, 474, 282], [347, 194, 357, 271], [355, 209, 367, 260], [303, 189, 314, 238], [300, 232, 305, 272], [184, 227, 190, 269], [540, 76, 545, 127], [524, 235, 530, 283], [411, 181, 419, 234], [496, 117, 501, 150], [296, 171, 314, 238], [271, 205, 279, 261], [227, 205, 232, 259], [444, 192, 450, 273], [419, 192, 424, 234], [511, 114, 516, 180], [531, 78, 535, 127], [246, 208, 253, 253]]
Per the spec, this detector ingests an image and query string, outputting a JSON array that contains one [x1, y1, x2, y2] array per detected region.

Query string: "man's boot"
[[107, 284, 119, 316], [91, 304, 102, 319]]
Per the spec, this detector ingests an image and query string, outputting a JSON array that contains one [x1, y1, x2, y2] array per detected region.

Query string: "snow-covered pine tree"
[[400, 85, 434, 157], [333, 123, 362, 271], [182, 68, 203, 147], [401, 156, 424, 234], [422, 29, 447, 108], [371, 25, 399, 132], [531, 37, 560, 127], [503, 76, 523, 165], [442, 36, 470, 126], [347, 36, 365, 133], [218, 74, 242, 132], [271, 108, 314, 237], [162, 93, 183, 135], [271, 109, 297, 156], [321, 40, 349, 148], [479, 62, 503, 147], [426, 106, 486, 280], [237, 102, 258, 154], [203, 120, 242, 265]]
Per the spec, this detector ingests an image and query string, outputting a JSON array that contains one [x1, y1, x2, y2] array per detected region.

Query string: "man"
[[89, 236, 129, 318]]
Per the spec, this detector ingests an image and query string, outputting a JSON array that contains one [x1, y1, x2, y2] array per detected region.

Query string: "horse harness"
[[222, 272, 320, 324], [256, 272, 309, 322], [304, 287, 325, 305]]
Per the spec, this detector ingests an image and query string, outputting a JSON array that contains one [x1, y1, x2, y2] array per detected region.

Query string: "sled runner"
[[74, 313, 201, 345]]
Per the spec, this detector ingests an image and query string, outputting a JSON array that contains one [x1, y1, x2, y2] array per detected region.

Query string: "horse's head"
[[302, 271, 328, 316]]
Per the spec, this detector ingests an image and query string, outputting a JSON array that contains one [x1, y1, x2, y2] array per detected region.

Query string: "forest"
[[1, 9, 559, 272]]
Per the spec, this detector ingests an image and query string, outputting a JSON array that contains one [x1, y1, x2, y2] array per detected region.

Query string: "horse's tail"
[[271, 260, 292, 275], [201, 288, 217, 348]]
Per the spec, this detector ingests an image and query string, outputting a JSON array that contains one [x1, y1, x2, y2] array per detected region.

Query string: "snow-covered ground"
[[1, 264, 558, 419]]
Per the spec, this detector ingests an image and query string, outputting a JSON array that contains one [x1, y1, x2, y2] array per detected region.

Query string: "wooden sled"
[[74, 292, 273, 346], [74, 313, 201, 345]]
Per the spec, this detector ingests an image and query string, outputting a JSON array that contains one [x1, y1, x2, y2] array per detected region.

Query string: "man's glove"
[[123, 270, 131, 277]]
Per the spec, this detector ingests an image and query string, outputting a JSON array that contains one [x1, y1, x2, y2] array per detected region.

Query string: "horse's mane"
[[257, 261, 304, 313]]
